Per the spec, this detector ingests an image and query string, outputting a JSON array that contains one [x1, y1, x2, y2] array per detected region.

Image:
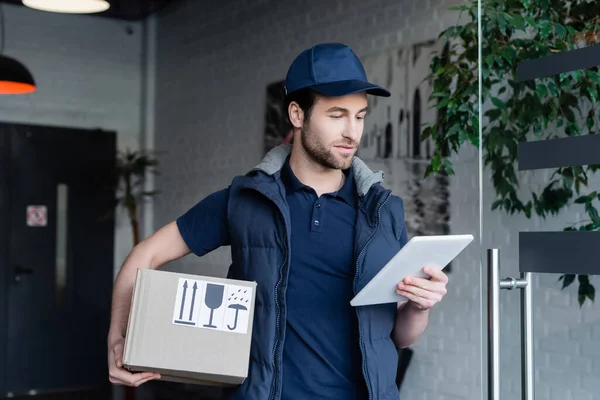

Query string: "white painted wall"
[[152, 0, 600, 399], [0, 4, 149, 275]]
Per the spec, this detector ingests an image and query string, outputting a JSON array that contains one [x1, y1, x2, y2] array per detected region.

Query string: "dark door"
[[0, 123, 116, 395]]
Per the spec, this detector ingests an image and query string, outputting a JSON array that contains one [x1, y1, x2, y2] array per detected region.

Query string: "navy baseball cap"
[[284, 42, 391, 98]]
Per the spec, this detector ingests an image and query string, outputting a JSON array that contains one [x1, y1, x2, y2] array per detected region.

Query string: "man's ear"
[[288, 102, 304, 129]]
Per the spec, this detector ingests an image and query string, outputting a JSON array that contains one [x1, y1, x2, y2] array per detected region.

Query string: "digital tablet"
[[350, 234, 474, 307]]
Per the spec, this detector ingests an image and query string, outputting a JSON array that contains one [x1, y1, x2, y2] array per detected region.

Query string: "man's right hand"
[[108, 335, 161, 387]]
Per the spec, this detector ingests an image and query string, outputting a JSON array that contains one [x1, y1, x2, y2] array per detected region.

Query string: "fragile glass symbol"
[[203, 283, 224, 328]]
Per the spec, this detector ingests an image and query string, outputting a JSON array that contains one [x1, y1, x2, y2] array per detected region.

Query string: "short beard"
[[300, 124, 355, 170]]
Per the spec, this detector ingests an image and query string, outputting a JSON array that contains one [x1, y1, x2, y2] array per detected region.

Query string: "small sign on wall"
[[27, 205, 47, 227]]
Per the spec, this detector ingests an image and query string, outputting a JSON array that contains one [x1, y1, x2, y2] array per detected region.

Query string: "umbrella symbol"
[[227, 303, 248, 331]]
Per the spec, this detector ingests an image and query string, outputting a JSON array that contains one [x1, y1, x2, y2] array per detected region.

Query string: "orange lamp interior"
[[0, 81, 36, 94]]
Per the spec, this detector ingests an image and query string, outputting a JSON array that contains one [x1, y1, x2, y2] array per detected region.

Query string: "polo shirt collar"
[[281, 155, 357, 206]]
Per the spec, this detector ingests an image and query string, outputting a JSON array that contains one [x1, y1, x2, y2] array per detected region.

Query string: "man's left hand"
[[396, 266, 448, 311]]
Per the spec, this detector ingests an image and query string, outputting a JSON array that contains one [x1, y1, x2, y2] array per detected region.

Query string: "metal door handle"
[[14, 265, 33, 283]]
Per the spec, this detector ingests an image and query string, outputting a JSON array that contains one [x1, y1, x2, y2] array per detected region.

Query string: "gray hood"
[[249, 144, 384, 197]]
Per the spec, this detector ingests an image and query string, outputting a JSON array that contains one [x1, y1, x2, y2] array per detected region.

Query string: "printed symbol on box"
[[199, 283, 226, 330], [27, 206, 47, 227], [172, 278, 203, 326], [224, 285, 252, 334]]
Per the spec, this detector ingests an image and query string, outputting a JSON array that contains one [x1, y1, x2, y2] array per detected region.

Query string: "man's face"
[[299, 92, 368, 170]]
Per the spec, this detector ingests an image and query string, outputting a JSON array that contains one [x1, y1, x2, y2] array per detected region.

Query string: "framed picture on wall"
[[263, 80, 293, 155]]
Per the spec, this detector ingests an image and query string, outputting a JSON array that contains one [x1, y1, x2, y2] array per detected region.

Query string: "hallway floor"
[[8, 382, 224, 400]]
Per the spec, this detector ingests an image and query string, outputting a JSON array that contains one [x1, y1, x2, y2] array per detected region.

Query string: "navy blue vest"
[[223, 146, 408, 400]]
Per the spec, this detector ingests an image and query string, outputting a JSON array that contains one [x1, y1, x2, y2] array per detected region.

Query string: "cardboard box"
[[122, 269, 257, 386]]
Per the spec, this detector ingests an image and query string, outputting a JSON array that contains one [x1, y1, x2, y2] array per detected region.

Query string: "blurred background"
[[1, 0, 600, 399]]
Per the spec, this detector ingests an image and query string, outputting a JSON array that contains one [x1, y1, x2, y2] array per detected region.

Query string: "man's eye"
[[330, 115, 343, 119]]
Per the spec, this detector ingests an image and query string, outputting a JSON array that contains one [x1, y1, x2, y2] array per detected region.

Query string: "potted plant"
[[113, 149, 161, 246]]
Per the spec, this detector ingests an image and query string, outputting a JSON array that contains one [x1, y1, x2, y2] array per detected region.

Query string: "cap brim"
[[310, 79, 391, 97]]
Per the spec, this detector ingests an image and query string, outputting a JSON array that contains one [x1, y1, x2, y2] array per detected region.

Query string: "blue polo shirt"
[[280, 156, 367, 400]]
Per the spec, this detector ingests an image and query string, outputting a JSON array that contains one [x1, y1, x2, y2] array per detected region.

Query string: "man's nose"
[[342, 119, 360, 142]]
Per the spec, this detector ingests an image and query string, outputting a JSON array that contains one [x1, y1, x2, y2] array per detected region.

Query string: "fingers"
[[401, 276, 447, 296], [108, 339, 160, 387], [423, 265, 449, 283], [396, 288, 434, 309], [397, 281, 444, 303], [109, 367, 160, 386], [134, 373, 161, 387], [396, 266, 449, 310]]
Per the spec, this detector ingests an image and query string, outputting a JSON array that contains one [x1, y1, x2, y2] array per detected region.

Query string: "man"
[[107, 43, 449, 400]]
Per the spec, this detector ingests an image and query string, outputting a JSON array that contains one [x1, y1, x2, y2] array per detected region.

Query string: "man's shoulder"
[[386, 192, 405, 210], [380, 191, 406, 222]]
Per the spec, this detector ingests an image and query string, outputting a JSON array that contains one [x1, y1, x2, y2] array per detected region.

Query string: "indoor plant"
[[423, 0, 600, 305]]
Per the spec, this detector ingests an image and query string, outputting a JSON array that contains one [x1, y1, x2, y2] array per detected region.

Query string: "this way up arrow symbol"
[[189, 282, 198, 321], [178, 280, 188, 320]]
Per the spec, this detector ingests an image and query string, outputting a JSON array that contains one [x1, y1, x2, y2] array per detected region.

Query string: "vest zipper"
[[353, 191, 391, 400], [269, 213, 289, 400]]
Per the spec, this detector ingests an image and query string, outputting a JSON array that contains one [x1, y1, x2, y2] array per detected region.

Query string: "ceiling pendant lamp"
[[0, 55, 36, 94], [0, 3, 35, 94], [22, 0, 110, 14]]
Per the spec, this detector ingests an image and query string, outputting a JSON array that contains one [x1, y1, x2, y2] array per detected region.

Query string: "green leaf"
[[588, 285, 595, 302], [587, 85, 598, 105], [554, 23, 566, 39], [443, 158, 455, 175], [459, 128, 469, 143], [491, 199, 504, 210], [536, 84, 548, 98], [524, 15, 537, 28], [586, 203, 600, 222], [430, 91, 447, 99], [486, 109, 502, 122], [437, 97, 451, 109], [511, 14, 526, 31], [501, 47, 517, 64], [559, 274, 575, 289], [445, 124, 460, 139], [588, 70, 600, 86], [578, 277, 595, 306], [547, 81, 559, 97], [539, 20, 553, 39], [432, 155, 441, 171], [497, 13, 508, 32], [574, 195, 589, 204], [491, 97, 507, 109], [421, 126, 433, 140]]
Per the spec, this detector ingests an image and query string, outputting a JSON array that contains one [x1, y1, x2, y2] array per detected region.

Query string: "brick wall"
[[153, 0, 600, 399], [0, 4, 148, 273]]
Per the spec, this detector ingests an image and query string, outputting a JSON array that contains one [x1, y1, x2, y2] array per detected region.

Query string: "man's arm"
[[108, 187, 230, 387], [108, 222, 191, 342], [391, 266, 448, 348]]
